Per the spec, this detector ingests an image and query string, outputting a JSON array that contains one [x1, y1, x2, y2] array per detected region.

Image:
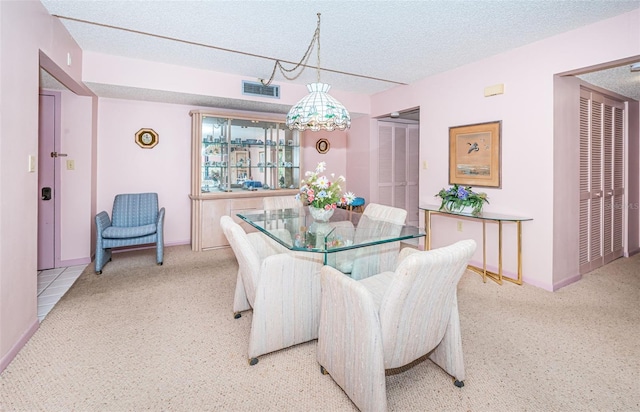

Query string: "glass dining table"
[[236, 207, 425, 266]]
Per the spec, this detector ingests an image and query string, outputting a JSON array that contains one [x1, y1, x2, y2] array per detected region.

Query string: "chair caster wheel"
[[320, 365, 328, 375], [233, 312, 242, 319], [454, 379, 464, 388], [248, 358, 258, 366]]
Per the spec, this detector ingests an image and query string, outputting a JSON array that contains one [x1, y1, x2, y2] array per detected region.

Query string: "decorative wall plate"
[[135, 128, 159, 149], [315, 138, 330, 154]]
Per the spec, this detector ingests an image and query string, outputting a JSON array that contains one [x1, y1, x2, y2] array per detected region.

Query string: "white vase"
[[444, 203, 479, 215], [309, 205, 335, 222]]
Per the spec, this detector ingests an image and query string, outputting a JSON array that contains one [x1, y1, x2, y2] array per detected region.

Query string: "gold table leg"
[[470, 220, 506, 285], [423, 209, 524, 286], [426, 210, 432, 251], [482, 220, 487, 283], [500, 221, 524, 285]]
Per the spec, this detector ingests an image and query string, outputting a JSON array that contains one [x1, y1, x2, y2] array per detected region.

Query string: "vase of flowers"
[[297, 162, 355, 222], [308, 205, 335, 222], [436, 184, 489, 215]]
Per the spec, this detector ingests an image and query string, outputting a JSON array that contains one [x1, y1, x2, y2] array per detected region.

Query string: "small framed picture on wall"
[[315, 138, 330, 154]]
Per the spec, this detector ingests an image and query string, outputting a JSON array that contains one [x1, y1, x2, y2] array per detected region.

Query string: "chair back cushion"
[[112, 193, 159, 227], [379, 239, 476, 367], [362, 203, 407, 225], [349, 203, 408, 279], [220, 216, 260, 304], [262, 196, 302, 210]]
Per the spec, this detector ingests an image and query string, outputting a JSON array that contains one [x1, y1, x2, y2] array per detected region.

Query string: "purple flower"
[[457, 186, 469, 200]]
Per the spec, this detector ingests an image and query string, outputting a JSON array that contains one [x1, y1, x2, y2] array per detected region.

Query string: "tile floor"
[[37, 264, 86, 322]]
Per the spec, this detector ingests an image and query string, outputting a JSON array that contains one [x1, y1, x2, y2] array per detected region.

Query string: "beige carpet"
[[1, 245, 639, 411]]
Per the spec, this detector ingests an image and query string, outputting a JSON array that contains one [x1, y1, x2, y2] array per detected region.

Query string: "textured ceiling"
[[40, 0, 640, 107], [577, 65, 640, 100]]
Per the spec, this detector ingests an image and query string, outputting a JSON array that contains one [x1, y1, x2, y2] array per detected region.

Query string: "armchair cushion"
[[358, 271, 394, 308], [102, 223, 157, 239]]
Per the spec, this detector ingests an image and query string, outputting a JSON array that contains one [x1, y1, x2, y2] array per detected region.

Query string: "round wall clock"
[[135, 128, 159, 149], [315, 138, 330, 154]]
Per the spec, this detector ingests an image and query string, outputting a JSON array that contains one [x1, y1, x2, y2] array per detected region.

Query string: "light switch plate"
[[28, 155, 36, 172]]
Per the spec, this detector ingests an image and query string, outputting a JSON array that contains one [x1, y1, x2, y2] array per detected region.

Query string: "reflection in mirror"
[[199, 115, 300, 193]]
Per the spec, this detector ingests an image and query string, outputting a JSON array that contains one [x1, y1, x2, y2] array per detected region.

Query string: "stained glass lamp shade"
[[285, 82, 351, 132]]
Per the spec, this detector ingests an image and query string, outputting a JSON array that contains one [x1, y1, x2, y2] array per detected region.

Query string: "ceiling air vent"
[[242, 81, 280, 99]]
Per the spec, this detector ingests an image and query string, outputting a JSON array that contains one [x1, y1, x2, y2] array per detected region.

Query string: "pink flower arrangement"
[[297, 162, 355, 210]]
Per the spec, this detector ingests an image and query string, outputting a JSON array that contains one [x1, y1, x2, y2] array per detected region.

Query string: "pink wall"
[[346, 116, 373, 202], [0, 1, 86, 371], [371, 9, 640, 290], [300, 129, 348, 190], [96, 99, 355, 252], [82, 52, 372, 118], [59, 90, 93, 264], [97, 98, 193, 246]]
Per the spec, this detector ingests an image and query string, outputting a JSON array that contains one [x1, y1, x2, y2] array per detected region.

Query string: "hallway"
[[37, 265, 85, 322]]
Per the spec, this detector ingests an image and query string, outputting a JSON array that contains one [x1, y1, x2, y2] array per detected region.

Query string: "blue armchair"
[[95, 193, 165, 274]]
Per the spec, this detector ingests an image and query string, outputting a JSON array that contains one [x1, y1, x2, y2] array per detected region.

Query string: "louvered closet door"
[[579, 89, 625, 274], [378, 124, 394, 205], [377, 121, 420, 225], [603, 97, 625, 264]]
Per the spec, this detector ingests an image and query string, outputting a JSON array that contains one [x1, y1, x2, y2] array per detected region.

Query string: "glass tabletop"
[[237, 207, 425, 254], [420, 204, 533, 222]]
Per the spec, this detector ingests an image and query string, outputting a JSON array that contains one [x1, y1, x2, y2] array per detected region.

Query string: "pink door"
[[38, 93, 57, 270]]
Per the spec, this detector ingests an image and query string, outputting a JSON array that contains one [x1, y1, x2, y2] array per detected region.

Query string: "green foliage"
[[436, 184, 489, 215]]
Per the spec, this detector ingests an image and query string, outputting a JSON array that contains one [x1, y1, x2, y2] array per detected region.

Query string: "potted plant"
[[436, 184, 489, 215]]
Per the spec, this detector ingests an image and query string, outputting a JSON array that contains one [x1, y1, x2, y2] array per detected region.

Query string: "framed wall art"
[[135, 128, 159, 149], [315, 138, 330, 154], [449, 121, 501, 188]]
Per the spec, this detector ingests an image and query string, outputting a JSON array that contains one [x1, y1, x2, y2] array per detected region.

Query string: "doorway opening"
[[37, 89, 62, 271]]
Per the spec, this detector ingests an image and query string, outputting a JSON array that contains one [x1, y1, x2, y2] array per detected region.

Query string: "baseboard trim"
[[552, 273, 582, 291], [89, 241, 191, 263], [59, 257, 91, 267], [0, 318, 39, 374], [111, 240, 190, 255]]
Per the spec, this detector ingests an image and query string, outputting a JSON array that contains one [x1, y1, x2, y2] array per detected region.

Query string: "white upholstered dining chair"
[[332, 203, 408, 280], [317, 239, 476, 412], [262, 195, 302, 210], [220, 215, 323, 365]]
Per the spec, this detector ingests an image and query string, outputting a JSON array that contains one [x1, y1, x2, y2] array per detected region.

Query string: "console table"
[[420, 204, 532, 285]]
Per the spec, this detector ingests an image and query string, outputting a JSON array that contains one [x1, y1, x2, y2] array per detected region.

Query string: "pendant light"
[[261, 13, 351, 132]]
